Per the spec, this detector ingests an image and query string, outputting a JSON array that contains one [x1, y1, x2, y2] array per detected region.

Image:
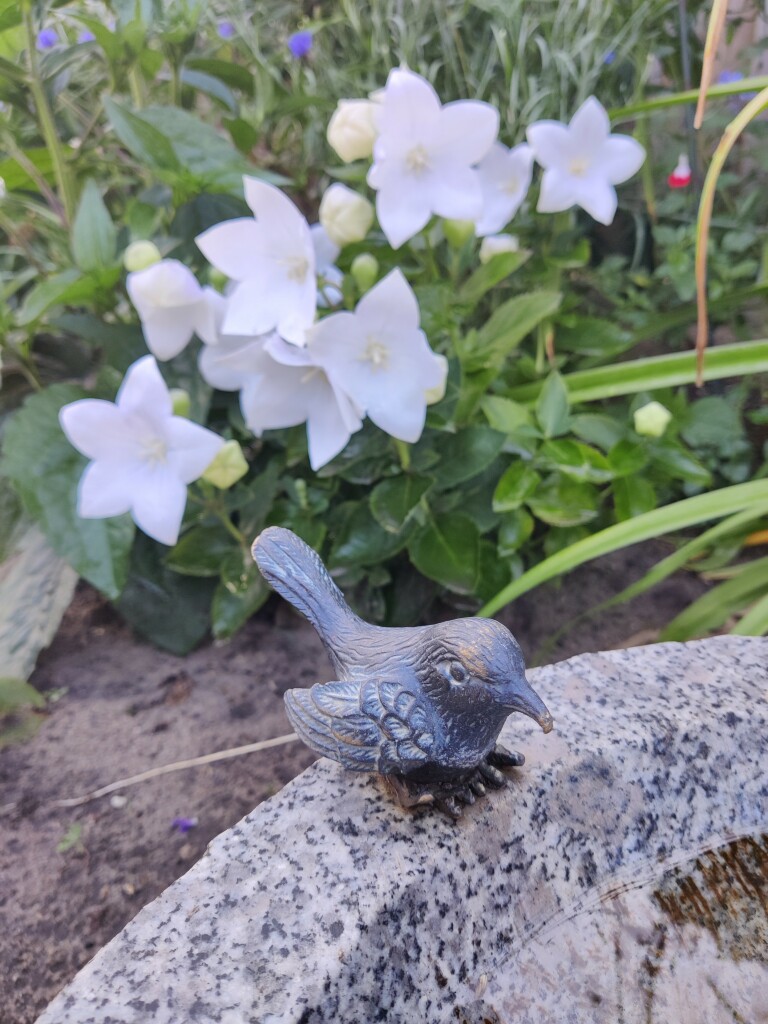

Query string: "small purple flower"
[[77, 29, 96, 44], [171, 816, 198, 834], [217, 21, 235, 39], [288, 30, 313, 59], [36, 28, 58, 51], [603, 50, 616, 66]]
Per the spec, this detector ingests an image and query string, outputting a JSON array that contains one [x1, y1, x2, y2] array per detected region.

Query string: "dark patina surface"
[[252, 526, 553, 817]]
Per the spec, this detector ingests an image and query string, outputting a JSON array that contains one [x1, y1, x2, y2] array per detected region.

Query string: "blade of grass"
[[478, 480, 768, 617], [732, 591, 768, 636], [660, 556, 768, 641], [695, 86, 768, 385], [611, 75, 768, 120], [694, 0, 729, 129], [508, 340, 768, 405]]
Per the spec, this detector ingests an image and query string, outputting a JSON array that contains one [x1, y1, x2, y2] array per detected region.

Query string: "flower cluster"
[[61, 67, 646, 548]]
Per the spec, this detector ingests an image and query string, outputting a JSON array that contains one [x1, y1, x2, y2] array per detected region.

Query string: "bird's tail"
[[252, 527, 359, 650]]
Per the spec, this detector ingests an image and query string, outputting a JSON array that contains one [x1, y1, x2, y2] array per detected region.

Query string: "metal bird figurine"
[[252, 527, 553, 818]]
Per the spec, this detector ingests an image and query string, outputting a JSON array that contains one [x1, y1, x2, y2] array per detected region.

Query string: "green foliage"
[[0, 0, 765, 653]]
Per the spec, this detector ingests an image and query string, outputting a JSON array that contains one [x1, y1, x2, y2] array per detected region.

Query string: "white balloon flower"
[[126, 259, 220, 361], [474, 142, 534, 236], [526, 96, 645, 225], [310, 224, 344, 308], [308, 268, 445, 443], [59, 355, 224, 546], [195, 178, 316, 345], [199, 333, 362, 471], [367, 68, 499, 249]]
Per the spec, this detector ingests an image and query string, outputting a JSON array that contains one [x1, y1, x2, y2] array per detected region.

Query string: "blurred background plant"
[[0, 0, 767, 713]]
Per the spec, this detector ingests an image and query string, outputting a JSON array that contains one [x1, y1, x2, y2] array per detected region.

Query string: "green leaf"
[[661, 557, 768, 642], [535, 371, 570, 438], [492, 463, 541, 512], [0, 147, 55, 192], [185, 57, 255, 95], [479, 479, 768, 617], [651, 444, 711, 487], [329, 504, 410, 568], [71, 180, 118, 272], [212, 552, 270, 639], [0, 677, 45, 713], [370, 474, 432, 534], [497, 509, 534, 556], [732, 591, 768, 636], [458, 249, 529, 304], [16, 270, 81, 325], [571, 414, 625, 452], [613, 477, 657, 521], [1, 386, 134, 599], [526, 477, 600, 527], [464, 290, 562, 371], [433, 426, 505, 488], [481, 395, 533, 435], [608, 440, 648, 477], [508, 340, 768, 404], [409, 514, 480, 594], [104, 96, 181, 172], [166, 525, 238, 577], [180, 68, 238, 114], [539, 440, 613, 484], [116, 535, 214, 654]]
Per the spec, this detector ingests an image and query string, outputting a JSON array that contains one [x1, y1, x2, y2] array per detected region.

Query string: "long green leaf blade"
[[478, 480, 768, 617]]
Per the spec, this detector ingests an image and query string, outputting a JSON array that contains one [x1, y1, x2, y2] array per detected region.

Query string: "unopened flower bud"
[[319, 183, 374, 248], [350, 253, 379, 293], [123, 240, 161, 272], [202, 439, 248, 489], [327, 99, 378, 163], [169, 388, 191, 418], [633, 401, 672, 438], [443, 219, 474, 249], [479, 233, 519, 265], [208, 267, 228, 291], [425, 354, 449, 406]]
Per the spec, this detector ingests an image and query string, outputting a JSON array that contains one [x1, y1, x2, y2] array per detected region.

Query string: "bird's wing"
[[284, 678, 436, 774]]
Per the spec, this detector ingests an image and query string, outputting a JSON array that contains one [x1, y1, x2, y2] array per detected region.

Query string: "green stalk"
[[21, 0, 75, 225], [610, 75, 768, 121]]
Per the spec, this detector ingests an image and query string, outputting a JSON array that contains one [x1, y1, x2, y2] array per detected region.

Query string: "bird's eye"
[[448, 661, 468, 684]]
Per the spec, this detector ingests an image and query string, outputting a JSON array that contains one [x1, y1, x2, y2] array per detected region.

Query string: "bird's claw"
[[487, 743, 525, 769], [478, 762, 507, 788]]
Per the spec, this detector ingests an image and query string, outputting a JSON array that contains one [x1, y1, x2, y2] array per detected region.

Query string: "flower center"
[[141, 436, 168, 466], [568, 157, 591, 177], [362, 335, 389, 370], [283, 255, 310, 283], [405, 144, 430, 177]]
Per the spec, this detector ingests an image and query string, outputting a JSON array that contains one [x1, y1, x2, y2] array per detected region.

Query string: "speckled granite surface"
[[37, 637, 768, 1024]]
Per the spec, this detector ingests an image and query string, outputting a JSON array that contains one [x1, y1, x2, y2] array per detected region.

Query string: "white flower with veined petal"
[[474, 142, 534, 236], [195, 178, 316, 345], [126, 259, 220, 360], [308, 268, 445, 443], [367, 68, 499, 249], [59, 355, 224, 546], [310, 224, 343, 308], [199, 332, 362, 471], [526, 96, 645, 225]]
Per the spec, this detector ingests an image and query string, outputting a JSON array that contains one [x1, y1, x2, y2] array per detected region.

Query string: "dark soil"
[[0, 542, 708, 1024]]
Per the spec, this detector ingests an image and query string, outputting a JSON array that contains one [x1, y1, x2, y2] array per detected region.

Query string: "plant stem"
[[22, 0, 76, 225]]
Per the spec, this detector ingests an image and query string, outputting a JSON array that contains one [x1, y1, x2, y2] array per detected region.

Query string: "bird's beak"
[[504, 676, 554, 733]]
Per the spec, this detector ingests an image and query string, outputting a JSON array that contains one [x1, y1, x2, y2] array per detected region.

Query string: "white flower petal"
[[199, 336, 265, 391], [537, 168, 578, 214], [437, 101, 499, 164], [375, 185, 431, 249], [141, 307, 198, 361], [165, 417, 225, 484], [356, 268, 419, 334], [306, 377, 362, 470], [569, 96, 610, 154], [600, 135, 646, 184], [126, 260, 202, 315], [195, 218, 264, 282], [377, 67, 442, 135], [116, 355, 172, 420], [310, 223, 340, 271], [429, 164, 483, 221], [130, 467, 188, 546], [77, 459, 134, 518], [368, 386, 427, 443], [60, 399, 133, 462], [242, 177, 311, 247], [240, 363, 313, 433], [475, 143, 533, 236], [574, 177, 617, 225], [526, 120, 572, 169], [194, 287, 227, 346]]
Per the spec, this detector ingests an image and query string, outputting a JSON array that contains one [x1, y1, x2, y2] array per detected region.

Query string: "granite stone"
[[37, 636, 768, 1024]]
